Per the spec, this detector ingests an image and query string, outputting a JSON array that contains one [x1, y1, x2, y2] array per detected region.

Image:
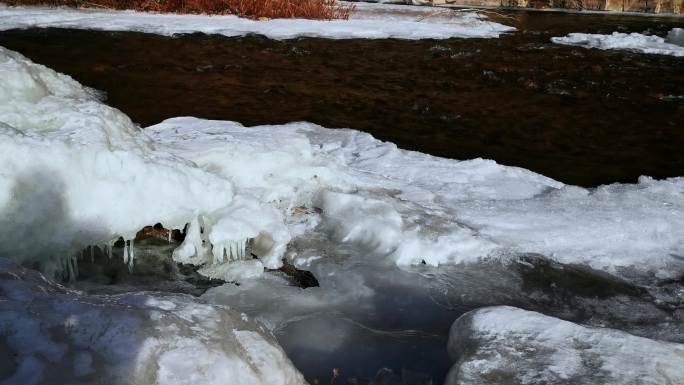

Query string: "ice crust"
[[0, 258, 306, 385], [149, 117, 684, 279], [446, 306, 684, 385], [552, 29, 684, 57], [0, 2, 515, 40], [1, 46, 684, 283]]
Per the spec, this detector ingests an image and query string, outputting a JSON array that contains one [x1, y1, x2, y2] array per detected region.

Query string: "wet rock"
[[446, 306, 684, 385], [277, 260, 320, 288], [516, 254, 645, 299], [512, 254, 681, 340], [435, 255, 681, 342], [176, 262, 228, 290], [73, 231, 222, 296], [136, 223, 185, 242]]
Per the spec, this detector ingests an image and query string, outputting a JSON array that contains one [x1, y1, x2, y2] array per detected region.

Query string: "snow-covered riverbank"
[[0, 2, 514, 40]]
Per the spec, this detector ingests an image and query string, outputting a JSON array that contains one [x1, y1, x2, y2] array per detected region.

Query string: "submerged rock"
[[516, 253, 646, 299], [446, 306, 684, 385], [0, 258, 306, 385], [277, 260, 320, 288]]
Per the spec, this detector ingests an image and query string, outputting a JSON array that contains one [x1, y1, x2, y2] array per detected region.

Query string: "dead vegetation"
[[2, 0, 356, 19]]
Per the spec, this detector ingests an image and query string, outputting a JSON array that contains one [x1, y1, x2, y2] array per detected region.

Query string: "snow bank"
[[2, 46, 684, 282], [147, 117, 551, 269], [0, 47, 287, 280], [552, 29, 684, 57], [0, 258, 306, 385], [449, 177, 684, 278], [446, 306, 684, 385], [0, 2, 514, 40], [149, 117, 684, 279]]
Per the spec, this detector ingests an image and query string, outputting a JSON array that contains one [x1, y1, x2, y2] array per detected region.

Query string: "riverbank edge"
[[372, 0, 683, 16]]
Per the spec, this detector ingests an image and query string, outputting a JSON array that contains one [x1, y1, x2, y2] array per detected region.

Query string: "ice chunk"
[[172, 217, 211, 265], [199, 259, 265, 282], [316, 190, 403, 255], [0, 258, 306, 385], [446, 306, 684, 385], [552, 30, 684, 57]]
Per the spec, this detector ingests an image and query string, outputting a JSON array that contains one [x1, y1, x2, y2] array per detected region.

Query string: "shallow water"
[[0, 10, 683, 186], [67, 231, 682, 384]]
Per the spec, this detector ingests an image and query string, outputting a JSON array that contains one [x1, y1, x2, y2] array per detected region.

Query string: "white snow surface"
[[0, 258, 306, 385], [0, 2, 515, 40], [552, 29, 684, 57], [446, 306, 684, 385], [1, 46, 684, 281]]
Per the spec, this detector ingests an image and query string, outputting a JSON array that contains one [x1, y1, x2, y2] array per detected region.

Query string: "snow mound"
[[551, 29, 684, 57], [446, 306, 684, 385], [0, 258, 306, 385], [0, 2, 515, 40], [0, 47, 286, 280]]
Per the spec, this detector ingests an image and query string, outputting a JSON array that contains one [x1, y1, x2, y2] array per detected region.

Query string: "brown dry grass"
[[2, 0, 356, 19]]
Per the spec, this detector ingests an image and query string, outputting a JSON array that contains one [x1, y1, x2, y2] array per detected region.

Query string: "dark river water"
[[1, 8, 684, 385], [0, 9, 683, 186]]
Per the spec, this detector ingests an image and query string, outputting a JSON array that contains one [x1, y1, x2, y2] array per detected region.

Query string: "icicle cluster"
[[212, 239, 249, 265], [59, 238, 136, 282], [172, 216, 254, 267]]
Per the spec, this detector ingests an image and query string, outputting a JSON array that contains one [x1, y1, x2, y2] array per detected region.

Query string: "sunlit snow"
[[552, 28, 684, 57], [0, 2, 515, 40]]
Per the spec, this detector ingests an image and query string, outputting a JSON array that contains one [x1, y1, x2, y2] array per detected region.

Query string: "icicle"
[[213, 244, 225, 265], [66, 255, 74, 282], [123, 241, 129, 265], [128, 239, 135, 272], [230, 241, 238, 261], [72, 255, 79, 279], [168, 229, 172, 243], [105, 240, 114, 259], [62, 256, 69, 281]]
